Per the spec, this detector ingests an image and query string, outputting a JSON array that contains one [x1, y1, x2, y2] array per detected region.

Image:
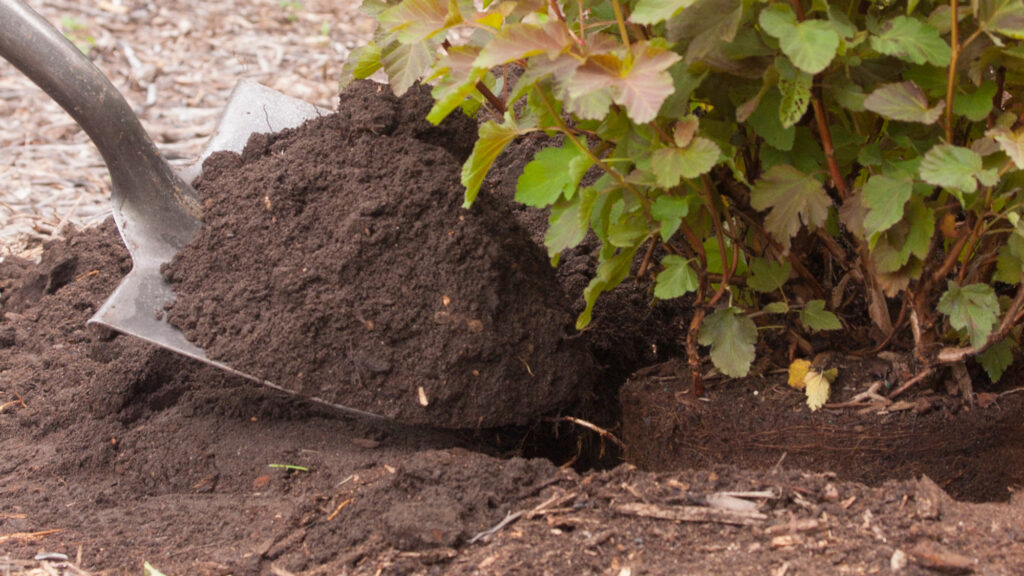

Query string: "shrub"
[[346, 0, 1024, 397]]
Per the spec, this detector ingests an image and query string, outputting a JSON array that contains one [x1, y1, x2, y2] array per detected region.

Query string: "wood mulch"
[[0, 0, 373, 260]]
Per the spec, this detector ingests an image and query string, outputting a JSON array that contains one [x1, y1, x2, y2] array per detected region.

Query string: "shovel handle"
[[0, 0, 199, 258]]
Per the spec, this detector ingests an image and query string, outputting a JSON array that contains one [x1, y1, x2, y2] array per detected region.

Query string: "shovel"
[[0, 0, 389, 420]]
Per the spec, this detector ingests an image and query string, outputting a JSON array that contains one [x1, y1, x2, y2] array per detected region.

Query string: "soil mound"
[[163, 81, 595, 428]]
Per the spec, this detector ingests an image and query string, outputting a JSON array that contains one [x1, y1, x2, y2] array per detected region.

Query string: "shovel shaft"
[[0, 0, 199, 259]]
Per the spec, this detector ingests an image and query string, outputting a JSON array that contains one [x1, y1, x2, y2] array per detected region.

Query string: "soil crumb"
[[163, 81, 595, 428]]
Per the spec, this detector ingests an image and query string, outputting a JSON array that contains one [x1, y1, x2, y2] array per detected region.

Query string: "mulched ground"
[[1, 0, 373, 259], [4, 2, 1024, 575]]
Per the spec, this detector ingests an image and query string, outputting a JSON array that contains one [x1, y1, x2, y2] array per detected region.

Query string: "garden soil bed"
[[3, 86, 1024, 574], [622, 358, 1024, 504]]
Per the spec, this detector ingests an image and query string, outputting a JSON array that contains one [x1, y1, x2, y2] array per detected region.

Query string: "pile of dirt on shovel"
[[162, 80, 595, 429]]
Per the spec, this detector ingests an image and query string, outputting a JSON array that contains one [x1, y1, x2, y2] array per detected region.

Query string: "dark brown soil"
[[622, 358, 1024, 503], [162, 81, 594, 429], [4, 84, 1024, 575]]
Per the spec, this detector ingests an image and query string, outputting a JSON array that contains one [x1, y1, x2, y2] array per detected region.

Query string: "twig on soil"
[[0, 393, 27, 413], [888, 368, 935, 400], [614, 502, 767, 526], [326, 498, 352, 521], [469, 491, 577, 544], [824, 381, 891, 409], [1000, 387, 1024, 397], [468, 511, 523, 544], [770, 452, 788, 475], [0, 528, 64, 545], [546, 416, 626, 452]]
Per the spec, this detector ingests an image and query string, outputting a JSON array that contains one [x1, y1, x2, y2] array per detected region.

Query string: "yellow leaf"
[[804, 370, 831, 411], [788, 359, 811, 389]]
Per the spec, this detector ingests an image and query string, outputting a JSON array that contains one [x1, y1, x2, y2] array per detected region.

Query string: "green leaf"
[[651, 194, 691, 241], [800, 299, 842, 331], [869, 16, 951, 66], [578, 247, 638, 329], [654, 255, 699, 299], [750, 165, 832, 251], [607, 212, 650, 247], [863, 81, 944, 124], [937, 281, 1000, 350], [953, 80, 998, 122], [747, 257, 792, 293], [462, 116, 531, 206], [777, 63, 813, 129], [474, 21, 573, 68], [698, 307, 758, 378], [978, 337, 1015, 382], [516, 143, 591, 207], [381, 39, 436, 96], [762, 301, 790, 314], [668, 0, 743, 64], [341, 44, 382, 86], [783, 20, 841, 74], [650, 138, 721, 188], [870, 197, 934, 272], [545, 190, 597, 259], [760, 6, 839, 74], [862, 173, 914, 236], [427, 47, 488, 124], [919, 144, 984, 194], [758, 4, 798, 38], [975, 0, 1024, 40], [631, 0, 693, 25], [748, 88, 796, 151], [995, 241, 1024, 283]]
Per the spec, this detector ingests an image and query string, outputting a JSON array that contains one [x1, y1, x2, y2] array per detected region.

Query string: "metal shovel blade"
[[1, 0, 387, 421]]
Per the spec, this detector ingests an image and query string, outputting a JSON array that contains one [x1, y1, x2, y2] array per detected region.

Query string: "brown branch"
[[945, 0, 959, 143], [687, 282, 708, 397], [702, 176, 732, 288], [811, 97, 849, 199], [548, 416, 627, 452], [442, 40, 506, 114], [865, 293, 909, 355], [955, 216, 986, 284], [931, 218, 972, 283], [636, 236, 657, 280], [888, 368, 935, 400], [679, 220, 707, 267], [789, 0, 846, 198]]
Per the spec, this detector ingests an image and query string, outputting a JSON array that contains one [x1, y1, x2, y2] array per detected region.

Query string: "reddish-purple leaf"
[[379, 0, 449, 43], [616, 41, 681, 123], [474, 21, 574, 68]]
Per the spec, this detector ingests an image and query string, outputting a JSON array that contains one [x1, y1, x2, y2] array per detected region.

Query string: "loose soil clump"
[[163, 80, 594, 428]]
